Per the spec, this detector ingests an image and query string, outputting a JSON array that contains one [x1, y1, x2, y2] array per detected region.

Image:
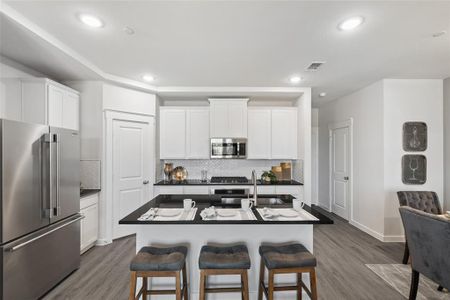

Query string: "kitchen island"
[[120, 195, 332, 299]]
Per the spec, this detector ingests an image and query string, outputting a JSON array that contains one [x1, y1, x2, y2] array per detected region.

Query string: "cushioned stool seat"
[[130, 246, 187, 271], [129, 246, 188, 300], [199, 245, 251, 270], [198, 244, 251, 300], [259, 243, 316, 270], [258, 243, 318, 300]]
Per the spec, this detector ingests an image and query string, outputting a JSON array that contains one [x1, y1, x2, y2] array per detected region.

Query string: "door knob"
[[143, 180, 150, 185]]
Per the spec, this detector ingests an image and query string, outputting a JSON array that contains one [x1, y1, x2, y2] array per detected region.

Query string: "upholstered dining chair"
[[398, 207, 449, 300], [397, 191, 442, 264]]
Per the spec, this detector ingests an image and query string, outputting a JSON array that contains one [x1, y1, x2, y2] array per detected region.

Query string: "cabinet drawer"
[[257, 186, 276, 195], [80, 193, 99, 209], [154, 186, 184, 195], [183, 186, 209, 194]]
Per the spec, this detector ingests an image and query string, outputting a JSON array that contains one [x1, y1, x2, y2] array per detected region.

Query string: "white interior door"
[[112, 117, 152, 239], [330, 123, 351, 220]]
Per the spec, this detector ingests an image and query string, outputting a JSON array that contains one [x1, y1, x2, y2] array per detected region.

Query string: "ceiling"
[[1, 1, 450, 106]]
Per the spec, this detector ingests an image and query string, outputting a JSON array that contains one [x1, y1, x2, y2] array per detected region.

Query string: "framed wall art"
[[402, 155, 427, 185], [403, 122, 427, 152]]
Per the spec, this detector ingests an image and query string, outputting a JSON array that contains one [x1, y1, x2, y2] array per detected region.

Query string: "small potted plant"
[[261, 171, 278, 184]]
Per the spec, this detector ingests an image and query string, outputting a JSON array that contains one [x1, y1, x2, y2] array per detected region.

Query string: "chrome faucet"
[[251, 170, 258, 206]]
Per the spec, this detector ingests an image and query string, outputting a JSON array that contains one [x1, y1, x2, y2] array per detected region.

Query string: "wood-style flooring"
[[43, 209, 405, 300]]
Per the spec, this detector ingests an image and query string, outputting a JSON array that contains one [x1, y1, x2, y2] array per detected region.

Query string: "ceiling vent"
[[305, 61, 325, 71]]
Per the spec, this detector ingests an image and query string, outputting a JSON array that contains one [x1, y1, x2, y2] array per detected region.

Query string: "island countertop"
[[119, 194, 333, 225], [154, 179, 303, 186]]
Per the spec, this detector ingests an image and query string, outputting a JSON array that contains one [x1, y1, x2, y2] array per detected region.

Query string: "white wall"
[[444, 77, 450, 211], [103, 83, 156, 116], [318, 79, 444, 241], [383, 79, 444, 238], [318, 81, 385, 236]]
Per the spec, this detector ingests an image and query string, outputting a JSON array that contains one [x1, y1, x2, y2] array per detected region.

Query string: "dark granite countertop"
[[154, 179, 303, 186], [80, 189, 101, 198], [119, 194, 333, 225]]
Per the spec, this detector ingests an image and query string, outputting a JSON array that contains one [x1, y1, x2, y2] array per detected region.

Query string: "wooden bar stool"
[[129, 246, 189, 300], [258, 244, 318, 300], [198, 245, 251, 300]]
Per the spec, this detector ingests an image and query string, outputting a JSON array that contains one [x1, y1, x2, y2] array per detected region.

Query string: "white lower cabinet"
[[80, 193, 99, 254]]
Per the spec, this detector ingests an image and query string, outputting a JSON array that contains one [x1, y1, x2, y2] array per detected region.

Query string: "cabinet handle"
[[143, 180, 150, 185], [344, 176, 349, 181]]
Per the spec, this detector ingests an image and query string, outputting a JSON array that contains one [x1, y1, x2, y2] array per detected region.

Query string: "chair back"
[[397, 191, 442, 214], [399, 207, 450, 290]]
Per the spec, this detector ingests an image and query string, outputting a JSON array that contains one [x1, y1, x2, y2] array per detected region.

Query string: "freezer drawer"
[[1, 215, 82, 300]]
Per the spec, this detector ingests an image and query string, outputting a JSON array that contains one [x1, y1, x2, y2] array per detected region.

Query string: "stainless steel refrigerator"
[[0, 119, 82, 300]]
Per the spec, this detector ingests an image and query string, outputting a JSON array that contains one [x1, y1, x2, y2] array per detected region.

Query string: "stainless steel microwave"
[[210, 138, 247, 159]]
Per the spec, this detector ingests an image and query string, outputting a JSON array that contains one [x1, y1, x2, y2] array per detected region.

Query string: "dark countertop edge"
[[154, 180, 303, 186], [80, 189, 101, 198], [119, 195, 333, 225]]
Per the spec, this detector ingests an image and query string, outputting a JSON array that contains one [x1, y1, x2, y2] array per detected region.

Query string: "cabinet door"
[[228, 101, 247, 138], [160, 109, 186, 159], [47, 84, 64, 128], [187, 108, 210, 158], [183, 186, 209, 194], [210, 101, 229, 138], [271, 109, 298, 159], [62, 91, 79, 130], [80, 204, 98, 253], [154, 186, 184, 196], [247, 109, 271, 159]]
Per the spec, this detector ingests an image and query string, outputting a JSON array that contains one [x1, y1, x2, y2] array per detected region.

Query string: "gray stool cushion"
[[130, 246, 187, 271], [199, 245, 251, 269], [259, 244, 316, 269]]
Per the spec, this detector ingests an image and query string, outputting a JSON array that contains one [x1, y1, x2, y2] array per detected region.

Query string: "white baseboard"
[[350, 219, 384, 241], [382, 235, 405, 242], [95, 238, 112, 246], [349, 220, 405, 243]]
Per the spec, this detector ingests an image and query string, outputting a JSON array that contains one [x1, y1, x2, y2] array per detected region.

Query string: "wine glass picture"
[[402, 155, 426, 185], [403, 122, 427, 152]]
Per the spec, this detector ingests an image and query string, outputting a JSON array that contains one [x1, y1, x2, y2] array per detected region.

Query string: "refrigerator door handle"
[[55, 133, 61, 217], [43, 133, 54, 219], [6, 215, 84, 252]]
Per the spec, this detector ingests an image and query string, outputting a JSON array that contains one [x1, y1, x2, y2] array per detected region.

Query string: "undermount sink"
[[220, 197, 285, 206]]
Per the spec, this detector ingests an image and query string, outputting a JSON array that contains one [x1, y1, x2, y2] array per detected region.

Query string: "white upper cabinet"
[[271, 108, 298, 159], [247, 108, 272, 159], [247, 107, 298, 159], [21, 78, 80, 130], [186, 108, 210, 158], [209, 98, 248, 138], [160, 108, 186, 159], [160, 107, 209, 159]]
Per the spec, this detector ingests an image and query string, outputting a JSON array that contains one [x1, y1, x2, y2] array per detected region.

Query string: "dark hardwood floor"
[[43, 210, 405, 299]]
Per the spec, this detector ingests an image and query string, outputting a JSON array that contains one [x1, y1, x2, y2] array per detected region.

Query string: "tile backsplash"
[[159, 159, 303, 182], [80, 160, 101, 189]]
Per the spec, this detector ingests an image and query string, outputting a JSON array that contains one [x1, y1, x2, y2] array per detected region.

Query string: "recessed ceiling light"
[[78, 14, 104, 28], [319, 92, 327, 97], [338, 16, 364, 31], [142, 74, 155, 82], [290, 76, 302, 84]]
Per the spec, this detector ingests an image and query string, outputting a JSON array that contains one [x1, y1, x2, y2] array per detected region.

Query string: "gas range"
[[210, 176, 249, 184]]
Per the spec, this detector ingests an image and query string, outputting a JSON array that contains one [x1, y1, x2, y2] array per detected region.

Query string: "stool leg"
[[199, 270, 206, 300], [296, 273, 302, 300], [182, 263, 188, 300], [175, 271, 182, 300], [142, 277, 148, 300], [309, 268, 318, 300], [241, 270, 249, 300], [129, 271, 137, 300], [268, 270, 275, 300], [258, 259, 265, 300]]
